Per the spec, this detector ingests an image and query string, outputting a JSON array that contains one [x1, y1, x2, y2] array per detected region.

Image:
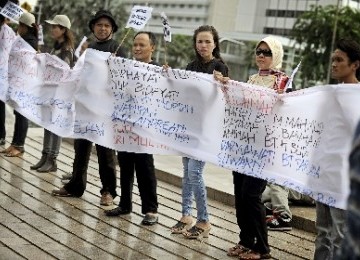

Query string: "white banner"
[[125, 5, 153, 30], [0, 1, 23, 23], [1, 33, 360, 209]]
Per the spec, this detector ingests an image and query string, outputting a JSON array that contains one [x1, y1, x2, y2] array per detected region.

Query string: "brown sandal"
[[0, 145, 15, 154], [5, 147, 24, 157], [238, 250, 271, 260], [227, 244, 249, 256]]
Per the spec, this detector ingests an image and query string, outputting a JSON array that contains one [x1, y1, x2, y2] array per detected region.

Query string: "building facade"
[[122, 0, 360, 81]]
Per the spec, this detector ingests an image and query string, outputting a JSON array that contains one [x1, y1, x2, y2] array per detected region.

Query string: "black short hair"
[[134, 31, 157, 46], [336, 38, 360, 79]]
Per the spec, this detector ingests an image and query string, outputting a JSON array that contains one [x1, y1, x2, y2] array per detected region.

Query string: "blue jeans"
[[181, 157, 208, 223]]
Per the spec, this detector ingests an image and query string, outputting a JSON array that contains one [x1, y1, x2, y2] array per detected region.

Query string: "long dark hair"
[[192, 25, 225, 64], [62, 26, 75, 50]]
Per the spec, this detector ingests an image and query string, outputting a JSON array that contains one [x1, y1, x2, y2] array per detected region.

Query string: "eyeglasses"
[[255, 49, 272, 57]]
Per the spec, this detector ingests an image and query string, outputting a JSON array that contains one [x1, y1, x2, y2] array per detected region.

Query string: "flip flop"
[[5, 148, 24, 157], [1, 145, 15, 154]]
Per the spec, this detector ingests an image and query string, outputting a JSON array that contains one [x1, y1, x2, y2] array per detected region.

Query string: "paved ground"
[[0, 107, 316, 259]]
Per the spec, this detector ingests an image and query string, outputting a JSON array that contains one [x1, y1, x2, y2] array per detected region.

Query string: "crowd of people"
[[1, 3, 360, 259]]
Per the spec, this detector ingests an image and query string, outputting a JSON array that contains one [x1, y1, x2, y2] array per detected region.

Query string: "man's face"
[[92, 17, 113, 41], [331, 49, 357, 82], [132, 33, 154, 63]]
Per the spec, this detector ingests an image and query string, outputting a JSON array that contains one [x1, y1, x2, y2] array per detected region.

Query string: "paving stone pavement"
[[0, 107, 316, 259]]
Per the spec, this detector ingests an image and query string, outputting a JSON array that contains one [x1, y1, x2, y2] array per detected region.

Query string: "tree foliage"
[[291, 5, 360, 85]]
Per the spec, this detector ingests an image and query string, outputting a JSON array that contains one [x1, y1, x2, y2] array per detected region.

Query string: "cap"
[[45, 15, 71, 29], [88, 10, 118, 33], [19, 12, 35, 27], [256, 36, 284, 70]]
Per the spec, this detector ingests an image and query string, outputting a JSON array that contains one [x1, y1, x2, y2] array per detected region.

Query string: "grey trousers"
[[42, 128, 61, 157], [261, 183, 291, 218]]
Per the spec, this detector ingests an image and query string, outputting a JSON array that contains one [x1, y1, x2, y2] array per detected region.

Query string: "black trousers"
[[64, 139, 117, 198], [117, 151, 158, 214], [233, 172, 270, 255], [11, 110, 28, 148], [0, 100, 5, 139]]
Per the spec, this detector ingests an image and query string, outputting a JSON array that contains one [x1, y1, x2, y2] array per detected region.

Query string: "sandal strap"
[[171, 221, 187, 232], [227, 244, 249, 256], [185, 225, 204, 236]]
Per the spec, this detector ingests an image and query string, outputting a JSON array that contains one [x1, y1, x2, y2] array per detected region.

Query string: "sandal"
[[171, 221, 194, 234], [227, 244, 249, 256], [183, 225, 211, 239], [5, 147, 24, 157], [0, 145, 15, 154], [238, 250, 271, 260]]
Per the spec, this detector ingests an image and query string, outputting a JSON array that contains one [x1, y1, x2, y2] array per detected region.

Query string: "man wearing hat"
[[52, 10, 127, 206]]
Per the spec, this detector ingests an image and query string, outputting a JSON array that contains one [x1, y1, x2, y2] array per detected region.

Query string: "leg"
[[96, 144, 117, 198], [62, 139, 92, 197], [134, 153, 158, 214], [30, 128, 51, 169], [187, 158, 207, 223], [314, 202, 332, 260], [234, 172, 269, 255], [12, 111, 28, 149], [268, 184, 291, 218], [37, 131, 60, 172], [0, 100, 6, 141], [181, 157, 194, 218], [118, 151, 135, 211], [329, 207, 346, 257]]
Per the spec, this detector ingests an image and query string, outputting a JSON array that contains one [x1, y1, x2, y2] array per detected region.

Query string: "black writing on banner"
[[108, 58, 196, 147], [218, 84, 324, 179]]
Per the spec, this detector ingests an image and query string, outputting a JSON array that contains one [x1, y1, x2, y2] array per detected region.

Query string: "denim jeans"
[[181, 157, 208, 222], [314, 202, 345, 260], [42, 128, 61, 157]]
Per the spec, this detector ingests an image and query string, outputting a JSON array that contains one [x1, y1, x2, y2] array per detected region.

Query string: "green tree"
[[291, 5, 360, 86], [34, 0, 129, 51]]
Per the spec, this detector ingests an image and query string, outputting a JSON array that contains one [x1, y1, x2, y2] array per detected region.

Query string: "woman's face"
[[50, 25, 65, 41], [255, 42, 273, 70], [195, 31, 216, 62]]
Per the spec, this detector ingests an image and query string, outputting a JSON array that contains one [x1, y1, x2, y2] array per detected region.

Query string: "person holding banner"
[[315, 38, 360, 260], [223, 36, 290, 259], [52, 9, 126, 206], [29, 14, 75, 172], [105, 31, 159, 225], [0, 12, 38, 157], [0, 0, 19, 147], [170, 25, 228, 239]]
